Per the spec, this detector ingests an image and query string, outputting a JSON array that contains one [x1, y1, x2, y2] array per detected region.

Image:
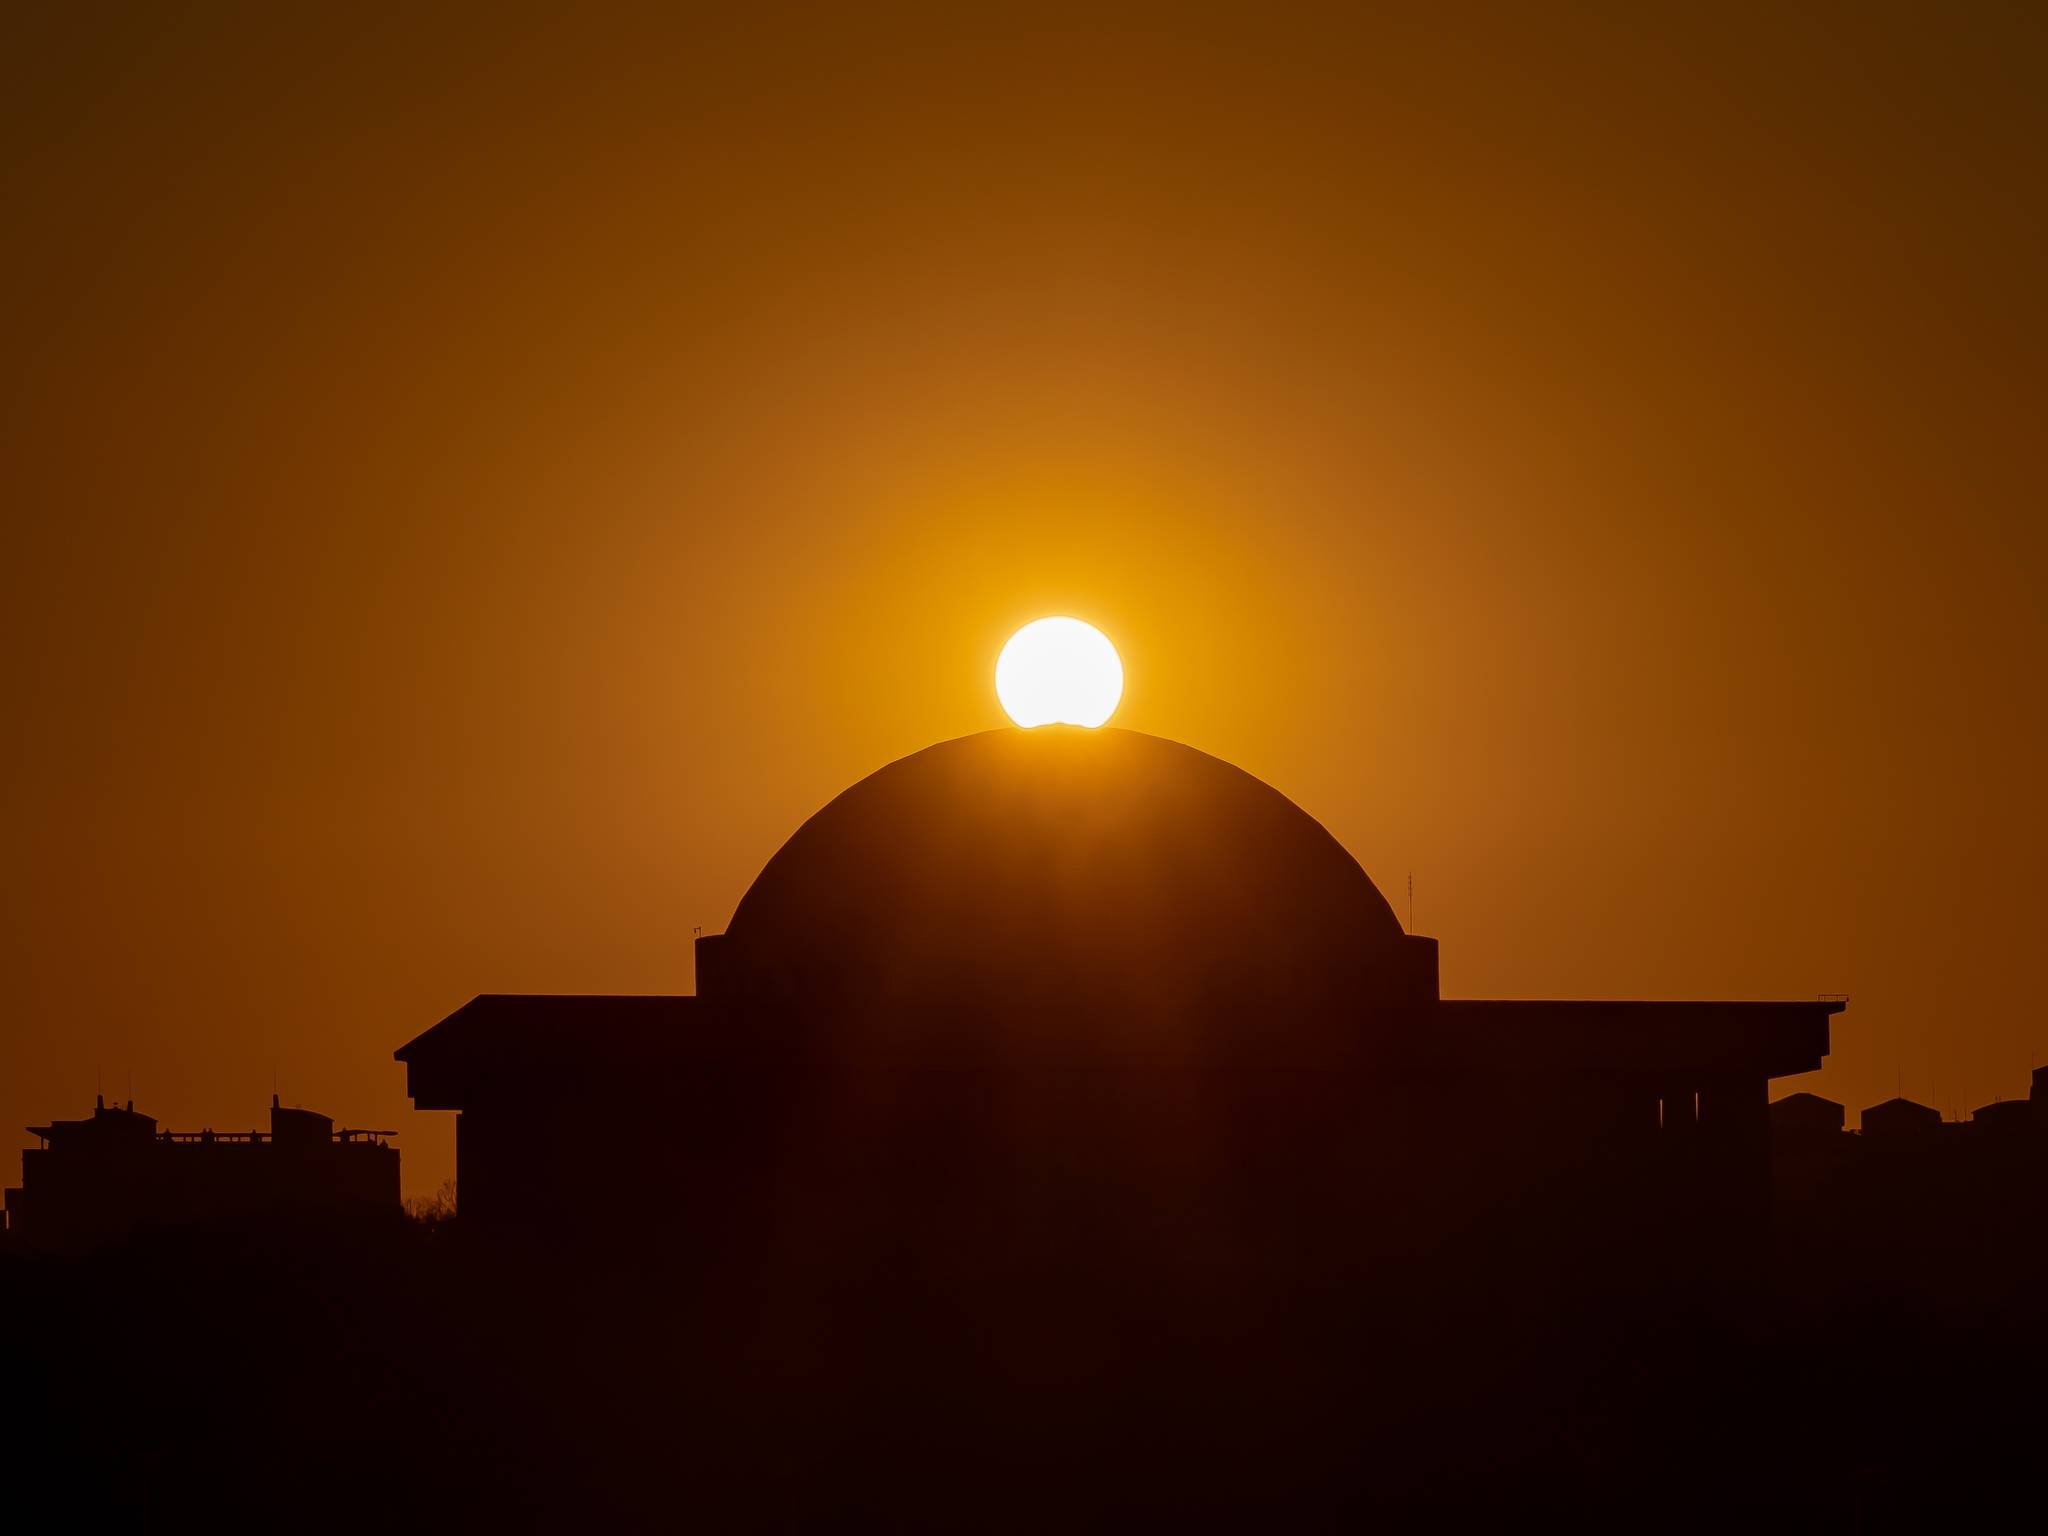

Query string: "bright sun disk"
[[996, 617, 1123, 728]]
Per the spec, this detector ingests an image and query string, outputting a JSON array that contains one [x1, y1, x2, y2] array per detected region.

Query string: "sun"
[[996, 617, 1123, 728]]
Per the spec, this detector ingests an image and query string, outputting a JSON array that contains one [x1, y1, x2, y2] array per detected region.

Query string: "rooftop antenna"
[[1407, 873, 1414, 934]]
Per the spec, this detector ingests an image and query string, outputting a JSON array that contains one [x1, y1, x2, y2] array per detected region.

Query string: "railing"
[[155, 1130, 397, 1144], [160, 1131, 267, 1142]]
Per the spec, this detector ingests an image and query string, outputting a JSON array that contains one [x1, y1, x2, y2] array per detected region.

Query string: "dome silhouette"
[[715, 728, 1419, 1058]]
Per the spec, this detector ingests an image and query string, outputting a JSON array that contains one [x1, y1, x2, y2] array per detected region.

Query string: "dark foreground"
[[3, 1179, 2042, 1533]]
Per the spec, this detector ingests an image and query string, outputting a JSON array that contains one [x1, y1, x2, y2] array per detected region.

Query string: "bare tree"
[[402, 1179, 458, 1227]]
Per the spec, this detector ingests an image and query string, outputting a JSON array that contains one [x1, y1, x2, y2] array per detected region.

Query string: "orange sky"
[[4, 5, 2044, 1194]]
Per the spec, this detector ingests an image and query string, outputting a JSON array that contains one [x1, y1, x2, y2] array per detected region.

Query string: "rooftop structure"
[[1861, 1096, 1943, 1139], [5, 1094, 398, 1252], [1968, 1099, 2037, 1135], [1771, 1092, 1847, 1137]]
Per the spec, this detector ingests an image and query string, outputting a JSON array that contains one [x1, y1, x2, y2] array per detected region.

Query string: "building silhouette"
[[4, 1094, 398, 1252], [1967, 1097, 2036, 1138], [34, 730, 2048, 1528], [397, 728, 1845, 1287], [1770, 1091, 1847, 1137], [1860, 1095, 1943, 1139], [1770, 1074, 2047, 1223]]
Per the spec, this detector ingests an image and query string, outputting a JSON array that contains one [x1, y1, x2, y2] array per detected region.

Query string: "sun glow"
[[996, 617, 1123, 728]]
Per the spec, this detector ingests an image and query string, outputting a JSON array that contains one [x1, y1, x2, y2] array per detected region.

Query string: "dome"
[[714, 728, 1419, 1057]]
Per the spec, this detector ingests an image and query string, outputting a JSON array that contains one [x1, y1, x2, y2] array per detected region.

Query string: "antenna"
[[1407, 873, 1414, 933]]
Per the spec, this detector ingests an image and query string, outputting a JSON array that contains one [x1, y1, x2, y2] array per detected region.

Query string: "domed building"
[[397, 728, 1844, 1271], [703, 728, 1436, 1062]]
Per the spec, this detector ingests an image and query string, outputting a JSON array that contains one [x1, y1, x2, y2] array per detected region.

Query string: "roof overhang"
[[1433, 999, 1845, 1082], [396, 994, 715, 1110]]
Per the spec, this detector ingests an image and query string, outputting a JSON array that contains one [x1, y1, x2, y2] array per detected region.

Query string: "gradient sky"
[[4, 4, 2044, 1194]]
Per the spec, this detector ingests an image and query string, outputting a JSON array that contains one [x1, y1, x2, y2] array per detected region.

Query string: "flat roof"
[[1435, 998, 1843, 1080]]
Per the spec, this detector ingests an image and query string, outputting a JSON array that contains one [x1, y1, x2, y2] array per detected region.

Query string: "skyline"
[[5, 6, 2046, 1196]]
